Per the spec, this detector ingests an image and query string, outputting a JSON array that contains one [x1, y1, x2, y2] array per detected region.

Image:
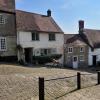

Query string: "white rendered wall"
[[17, 31, 64, 63], [88, 47, 100, 65]]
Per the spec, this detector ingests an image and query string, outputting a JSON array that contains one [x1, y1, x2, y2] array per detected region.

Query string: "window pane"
[[0, 15, 5, 24], [32, 32, 39, 41], [80, 47, 84, 52], [49, 34, 51, 40], [32, 33, 35, 40], [44, 49, 48, 55], [0, 37, 6, 51], [49, 33, 55, 41], [68, 47, 73, 53], [36, 33, 39, 40]]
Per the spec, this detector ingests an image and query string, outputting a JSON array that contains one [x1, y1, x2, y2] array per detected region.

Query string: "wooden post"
[[39, 77, 44, 100], [77, 72, 81, 89], [98, 72, 100, 85]]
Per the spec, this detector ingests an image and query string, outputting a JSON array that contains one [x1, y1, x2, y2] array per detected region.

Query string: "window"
[[49, 33, 56, 41], [68, 47, 73, 53], [0, 37, 6, 51], [41, 49, 51, 55], [41, 48, 56, 56], [80, 55, 84, 61], [32, 32, 39, 41], [80, 47, 84, 52], [0, 14, 5, 24]]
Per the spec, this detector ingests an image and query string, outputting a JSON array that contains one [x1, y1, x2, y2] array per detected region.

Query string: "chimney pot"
[[79, 20, 84, 33], [47, 9, 51, 17]]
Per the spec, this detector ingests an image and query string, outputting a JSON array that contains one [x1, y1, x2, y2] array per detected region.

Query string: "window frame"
[[79, 55, 84, 61], [49, 33, 56, 41], [80, 47, 84, 52], [0, 37, 7, 51], [68, 47, 73, 53], [0, 14, 5, 24], [32, 32, 39, 41], [41, 48, 56, 56]]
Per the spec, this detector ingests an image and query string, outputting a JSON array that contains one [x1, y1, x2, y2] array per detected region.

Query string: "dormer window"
[[0, 14, 5, 24]]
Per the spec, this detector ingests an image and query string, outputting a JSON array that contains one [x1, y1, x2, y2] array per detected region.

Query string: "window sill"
[[80, 60, 85, 62], [68, 52, 73, 54], [80, 51, 84, 53], [49, 40, 56, 41], [32, 40, 40, 41]]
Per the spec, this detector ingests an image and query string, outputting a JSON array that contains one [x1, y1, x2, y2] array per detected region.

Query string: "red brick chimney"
[[79, 20, 84, 34]]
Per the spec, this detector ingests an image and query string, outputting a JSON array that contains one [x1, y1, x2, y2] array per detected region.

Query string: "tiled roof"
[[65, 29, 100, 48], [16, 10, 63, 33], [81, 29, 100, 48], [64, 34, 76, 43], [65, 34, 85, 45]]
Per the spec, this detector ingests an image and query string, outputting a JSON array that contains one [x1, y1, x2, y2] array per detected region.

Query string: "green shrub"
[[33, 54, 62, 64]]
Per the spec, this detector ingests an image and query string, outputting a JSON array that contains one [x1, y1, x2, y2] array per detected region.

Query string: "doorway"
[[73, 56, 78, 68], [93, 55, 96, 66], [24, 48, 33, 63]]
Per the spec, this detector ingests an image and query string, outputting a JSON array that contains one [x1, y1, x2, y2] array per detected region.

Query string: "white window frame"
[[79, 55, 84, 61], [80, 47, 84, 52], [0, 37, 7, 51], [68, 47, 73, 53], [0, 14, 5, 24]]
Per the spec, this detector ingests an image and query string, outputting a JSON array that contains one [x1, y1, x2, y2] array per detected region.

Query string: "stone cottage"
[[64, 34, 88, 68], [79, 21, 100, 66], [64, 20, 100, 68]]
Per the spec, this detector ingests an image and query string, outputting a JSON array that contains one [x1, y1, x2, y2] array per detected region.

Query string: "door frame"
[[73, 56, 78, 68], [24, 48, 33, 63]]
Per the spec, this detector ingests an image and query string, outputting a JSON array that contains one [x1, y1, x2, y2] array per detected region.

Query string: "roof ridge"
[[84, 28, 100, 31], [16, 9, 46, 16]]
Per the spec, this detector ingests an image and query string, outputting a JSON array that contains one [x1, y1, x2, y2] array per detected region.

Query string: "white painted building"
[[17, 32, 64, 63], [16, 10, 64, 64], [88, 48, 100, 66]]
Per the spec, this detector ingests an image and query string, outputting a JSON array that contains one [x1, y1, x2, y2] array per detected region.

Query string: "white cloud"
[[61, 0, 88, 10]]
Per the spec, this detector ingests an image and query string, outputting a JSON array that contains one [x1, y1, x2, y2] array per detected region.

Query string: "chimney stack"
[[79, 20, 84, 33], [47, 9, 51, 17]]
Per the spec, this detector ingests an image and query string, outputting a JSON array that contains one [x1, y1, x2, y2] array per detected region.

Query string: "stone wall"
[[0, 36, 17, 56], [64, 43, 88, 68], [0, 13, 16, 36]]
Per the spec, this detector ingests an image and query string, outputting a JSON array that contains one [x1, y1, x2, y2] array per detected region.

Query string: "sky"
[[15, 0, 100, 34]]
